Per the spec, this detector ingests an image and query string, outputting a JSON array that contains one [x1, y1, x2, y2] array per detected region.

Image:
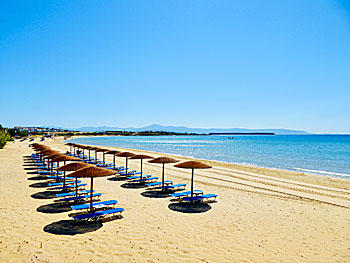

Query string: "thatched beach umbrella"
[[95, 148, 110, 165], [129, 154, 153, 180], [42, 152, 62, 170], [51, 155, 81, 187], [69, 166, 117, 212], [148, 157, 179, 188], [105, 150, 121, 169], [174, 161, 212, 200], [116, 152, 136, 175], [89, 147, 102, 163], [32, 145, 51, 160], [81, 145, 93, 161], [56, 162, 93, 196], [65, 143, 74, 154]]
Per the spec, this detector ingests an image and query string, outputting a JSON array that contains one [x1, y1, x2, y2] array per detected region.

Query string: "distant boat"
[[228, 137, 234, 139]]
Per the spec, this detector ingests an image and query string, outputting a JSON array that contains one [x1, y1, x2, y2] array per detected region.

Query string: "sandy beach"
[[0, 137, 350, 263]]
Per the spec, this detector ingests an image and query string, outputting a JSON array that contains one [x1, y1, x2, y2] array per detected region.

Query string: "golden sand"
[[0, 137, 350, 262]]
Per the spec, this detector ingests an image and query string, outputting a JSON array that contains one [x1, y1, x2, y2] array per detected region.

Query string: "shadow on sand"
[[120, 183, 147, 189], [168, 202, 212, 213], [26, 171, 39, 175], [107, 177, 128, 182], [43, 220, 103, 235], [29, 182, 50, 188], [24, 167, 39, 170], [31, 190, 59, 199], [141, 190, 171, 198], [27, 176, 51, 181], [37, 202, 72, 214]]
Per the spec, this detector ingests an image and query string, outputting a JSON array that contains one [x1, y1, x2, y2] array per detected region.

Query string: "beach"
[[1, 137, 350, 263]]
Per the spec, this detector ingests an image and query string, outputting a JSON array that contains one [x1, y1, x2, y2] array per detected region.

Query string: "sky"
[[0, 0, 349, 134]]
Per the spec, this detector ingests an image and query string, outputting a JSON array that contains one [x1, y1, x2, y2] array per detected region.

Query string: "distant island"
[[68, 124, 308, 135], [3, 124, 308, 138], [209, 132, 275, 135]]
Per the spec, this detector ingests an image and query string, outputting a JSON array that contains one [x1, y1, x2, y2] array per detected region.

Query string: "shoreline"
[[1, 137, 350, 262], [65, 135, 350, 190]]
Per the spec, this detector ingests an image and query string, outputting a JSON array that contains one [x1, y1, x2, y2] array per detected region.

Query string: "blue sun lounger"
[[71, 200, 118, 211], [56, 190, 94, 198], [72, 208, 124, 222], [46, 176, 75, 180], [118, 170, 139, 176], [106, 166, 126, 171], [127, 174, 152, 180], [146, 181, 173, 187], [132, 177, 158, 183], [57, 193, 102, 202], [160, 183, 186, 191], [51, 183, 87, 190], [182, 194, 218, 203], [48, 180, 82, 187], [170, 190, 203, 198]]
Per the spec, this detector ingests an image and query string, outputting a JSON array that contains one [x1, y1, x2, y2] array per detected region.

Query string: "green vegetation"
[[0, 125, 12, 149]]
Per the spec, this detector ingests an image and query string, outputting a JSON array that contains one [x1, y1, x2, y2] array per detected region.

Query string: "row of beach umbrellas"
[[31, 142, 212, 213], [65, 142, 212, 199]]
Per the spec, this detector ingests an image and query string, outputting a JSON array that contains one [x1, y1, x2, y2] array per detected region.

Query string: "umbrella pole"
[[75, 177, 78, 197], [125, 157, 128, 175], [82, 149, 85, 160], [162, 163, 165, 188], [90, 178, 93, 212], [113, 155, 115, 169], [95, 152, 97, 163], [56, 161, 59, 180], [103, 153, 105, 166], [140, 159, 143, 180], [63, 161, 66, 188], [191, 168, 194, 201], [88, 150, 91, 161]]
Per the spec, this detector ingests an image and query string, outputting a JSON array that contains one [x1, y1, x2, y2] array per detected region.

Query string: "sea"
[[67, 135, 350, 179]]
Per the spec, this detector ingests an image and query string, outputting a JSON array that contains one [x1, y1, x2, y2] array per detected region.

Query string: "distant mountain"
[[71, 124, 309, 135]]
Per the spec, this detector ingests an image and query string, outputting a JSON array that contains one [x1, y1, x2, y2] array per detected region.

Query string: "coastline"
[[1, 137, 350, 262], [67, 135, 350, 191]]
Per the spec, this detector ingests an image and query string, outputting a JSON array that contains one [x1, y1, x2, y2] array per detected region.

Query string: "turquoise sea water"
[[67, 135, 350, 178]]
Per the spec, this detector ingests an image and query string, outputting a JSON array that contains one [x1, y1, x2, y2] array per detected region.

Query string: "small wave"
[[294, 168, 350, 177]]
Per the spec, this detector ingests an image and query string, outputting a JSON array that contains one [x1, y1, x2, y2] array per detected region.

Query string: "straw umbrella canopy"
[[130, 154, 153, 180], [89, 147, 102, 163], [105, 150, 121, 169], [148, 157, 179, 188], [69, 166, 117, 212], [116, 152, 136, 175], [56, 162, 93, 196], [94, 148, 110, 165], [44, 153, 64, 173], [65, 143, 74, 154], [50, 155, 82, 187], [174, 161, 212, 200]]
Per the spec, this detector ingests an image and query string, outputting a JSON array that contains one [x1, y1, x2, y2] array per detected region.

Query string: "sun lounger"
[[56, 190, 94, 198], [38, 171, 63, 175], [57, 193, 102, 202], [132, 177, 158, 183], [71, 200, 118, 211], [127, 174, 152, 180], [182, 194, 218, 203], [48, 180, 82, 187], [160, 183, 186, 191], [118, 170, 138, 176], [50, 183, 87, 190], [146, 181, 173, 187], [169, 190, 203, 198], [72, 208, 124, 222], [46, 176, 75, 180]]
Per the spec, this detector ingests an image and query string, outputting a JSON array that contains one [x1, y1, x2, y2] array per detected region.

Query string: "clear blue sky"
[[1, 0, 349, 133]]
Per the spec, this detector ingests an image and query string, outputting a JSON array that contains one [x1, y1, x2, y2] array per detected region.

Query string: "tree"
[[0, 129, 11, 149]]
